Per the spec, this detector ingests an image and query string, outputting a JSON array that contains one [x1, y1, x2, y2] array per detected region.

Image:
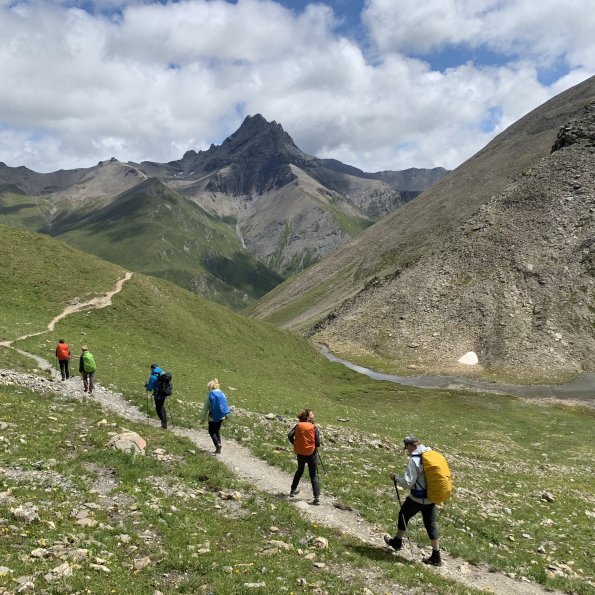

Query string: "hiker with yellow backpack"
[[384, 435, 452, 567]]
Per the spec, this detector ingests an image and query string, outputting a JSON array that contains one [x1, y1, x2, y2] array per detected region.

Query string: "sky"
[[1, 0, 594, 174]]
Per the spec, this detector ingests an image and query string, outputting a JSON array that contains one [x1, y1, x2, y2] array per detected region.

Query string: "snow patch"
[[458, 351, 478, 365]]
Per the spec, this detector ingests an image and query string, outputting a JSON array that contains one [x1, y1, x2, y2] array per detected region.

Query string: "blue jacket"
[[146, 367, 163, 392]]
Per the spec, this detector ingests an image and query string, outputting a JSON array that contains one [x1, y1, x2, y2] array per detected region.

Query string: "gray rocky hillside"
[[250, 76, 595, 342], [311, 100, 595, 377]]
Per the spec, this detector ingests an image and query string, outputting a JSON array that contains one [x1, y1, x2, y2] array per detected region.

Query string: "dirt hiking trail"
[[0, 273, 565, 595]]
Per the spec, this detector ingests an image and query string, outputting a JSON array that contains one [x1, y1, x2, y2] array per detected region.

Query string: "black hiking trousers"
[[58, 359, 70, 380], [397, 496, 439, 540], [291, 452, 320, 498], [208, 420, 223, 447], [154, 396, 167, 428]]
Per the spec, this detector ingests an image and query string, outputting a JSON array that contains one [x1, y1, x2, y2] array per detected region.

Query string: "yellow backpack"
[[415, 450, 452, 504]]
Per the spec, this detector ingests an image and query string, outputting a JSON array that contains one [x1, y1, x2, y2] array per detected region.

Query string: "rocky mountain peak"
[[221, 114, 301, 156]]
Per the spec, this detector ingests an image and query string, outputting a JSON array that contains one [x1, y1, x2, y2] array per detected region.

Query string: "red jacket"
[[56, 343, 70, 360]]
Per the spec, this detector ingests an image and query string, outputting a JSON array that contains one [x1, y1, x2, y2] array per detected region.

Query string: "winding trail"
[[0, 272, 133, 347], [0, 274, 566, 595]]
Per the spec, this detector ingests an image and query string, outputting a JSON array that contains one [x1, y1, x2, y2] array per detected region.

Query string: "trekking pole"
[[146, 392, 150, 416], [393, 478, 421, 544], [167, 400, 174, 428], [318, 451, 328, 475]]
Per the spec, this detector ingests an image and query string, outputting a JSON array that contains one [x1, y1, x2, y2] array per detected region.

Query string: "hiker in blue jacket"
[[200, 378, 230, 454], [145, 363, 167, 429]]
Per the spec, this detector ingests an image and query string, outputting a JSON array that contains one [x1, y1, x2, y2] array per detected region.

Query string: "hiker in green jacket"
[[79, 346, 96, 394]]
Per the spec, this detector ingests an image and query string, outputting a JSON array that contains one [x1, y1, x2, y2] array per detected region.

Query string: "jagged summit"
[[175, 114, 305, 177], [224, 114, 299, 151]]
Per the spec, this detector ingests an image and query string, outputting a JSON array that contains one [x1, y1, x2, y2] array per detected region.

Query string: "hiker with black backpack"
[[384, 435, 450, 567], [200, 378, 231, 454], [145, 363, 172, 429]]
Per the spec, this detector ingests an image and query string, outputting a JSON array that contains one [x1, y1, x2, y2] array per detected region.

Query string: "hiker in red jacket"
[[288, 409, 321, 505], [55, 339, 70, 381]]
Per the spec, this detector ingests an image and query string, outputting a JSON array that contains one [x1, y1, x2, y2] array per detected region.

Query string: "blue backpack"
[[208, 389, 231, 422]]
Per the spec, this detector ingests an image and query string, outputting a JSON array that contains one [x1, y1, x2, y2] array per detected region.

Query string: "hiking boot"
[[310, 498, 320, 506], [422, 550, 442, 566], [289, 489, 300, 497], [383, 535, 402, 551], [215, 445, 222, 454]]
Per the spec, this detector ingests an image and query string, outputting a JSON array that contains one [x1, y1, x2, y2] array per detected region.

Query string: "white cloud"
[[0, 0, 593, 173], [363, 0, 595, 70]]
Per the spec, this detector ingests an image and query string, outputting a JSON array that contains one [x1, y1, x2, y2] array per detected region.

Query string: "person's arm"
[[145, 374, 154, 391], [199, 395, 210, 422], [314, 426, 321, 448], [395, 457, 420, 489], [287, 425, 296, 444]]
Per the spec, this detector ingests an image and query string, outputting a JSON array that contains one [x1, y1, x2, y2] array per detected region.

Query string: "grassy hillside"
[[1, 226, 593, 593], [0, 227, 123, 341], [0, 181, 282, 310], [1, 385, 473, 594]]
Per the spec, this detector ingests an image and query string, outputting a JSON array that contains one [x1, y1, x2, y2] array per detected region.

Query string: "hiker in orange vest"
[[55, 339, 71, 381], [384, 435, 442, 566], [288, 409, 321, 505]]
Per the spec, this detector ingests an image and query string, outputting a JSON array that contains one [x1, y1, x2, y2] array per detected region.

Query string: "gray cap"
[[403, 435, 419, 449]]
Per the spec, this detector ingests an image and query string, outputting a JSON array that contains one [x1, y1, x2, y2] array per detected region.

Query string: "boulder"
[[106, 431, 146, 455]]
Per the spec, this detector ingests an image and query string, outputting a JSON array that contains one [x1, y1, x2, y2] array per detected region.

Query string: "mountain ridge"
[[0, 116, 446, 305]]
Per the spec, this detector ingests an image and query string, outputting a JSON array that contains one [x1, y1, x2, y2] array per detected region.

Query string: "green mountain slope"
[[0, 179, 282, 309], [0, 226, 124, 340]]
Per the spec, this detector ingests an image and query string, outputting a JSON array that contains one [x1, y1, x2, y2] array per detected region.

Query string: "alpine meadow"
[[1, 225, 593, 594]]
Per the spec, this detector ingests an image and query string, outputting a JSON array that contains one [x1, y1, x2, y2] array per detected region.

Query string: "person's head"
[[58, 339, 65, 344], [81, 345, 88, 352], [207, 378, 220, 391], [298, 409, 313, 422], [403, 435, 419, 454], [150, 363, 158, 370]]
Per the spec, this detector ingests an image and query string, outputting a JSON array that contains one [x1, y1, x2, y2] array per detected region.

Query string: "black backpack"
[[156, 372, 173, 397]]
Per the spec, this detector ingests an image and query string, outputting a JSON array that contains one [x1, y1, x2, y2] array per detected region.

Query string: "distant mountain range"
[[0, 115, 445, 308], [251, 76, 595, 378]]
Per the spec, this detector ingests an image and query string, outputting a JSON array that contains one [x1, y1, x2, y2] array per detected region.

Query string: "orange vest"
[[56, 343, 70, 360], [294, 422, 316, 455]]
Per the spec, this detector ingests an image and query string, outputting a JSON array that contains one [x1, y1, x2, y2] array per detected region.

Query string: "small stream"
[[320, 345, 595, 405]]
